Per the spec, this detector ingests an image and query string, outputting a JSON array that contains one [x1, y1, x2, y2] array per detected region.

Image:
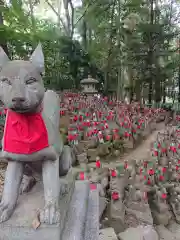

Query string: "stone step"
[[61, 180, 90, 240]]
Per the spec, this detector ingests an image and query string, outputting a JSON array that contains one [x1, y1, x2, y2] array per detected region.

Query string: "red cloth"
[[4, 110, 49, 154]]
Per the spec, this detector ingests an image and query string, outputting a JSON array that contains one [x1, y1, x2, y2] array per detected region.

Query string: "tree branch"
[[45, 0, 69, 35], [69, 0, 74, 38], [74, 0, 114, 26], [74, 0, 96, 26]]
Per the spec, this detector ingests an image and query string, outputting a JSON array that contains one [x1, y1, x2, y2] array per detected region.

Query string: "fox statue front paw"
[[40, 204, 60, 224], [19, 175, 36, 194], [0, 201, 15, 223]]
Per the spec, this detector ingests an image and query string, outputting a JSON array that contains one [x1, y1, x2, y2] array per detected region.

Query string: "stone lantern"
[[80, 75, 99, 95]]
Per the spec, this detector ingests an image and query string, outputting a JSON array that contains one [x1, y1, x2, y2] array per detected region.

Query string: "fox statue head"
[[0, 43, 45, 113]]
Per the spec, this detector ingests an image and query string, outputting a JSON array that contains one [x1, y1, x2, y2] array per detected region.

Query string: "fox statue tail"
[[43, 90, 60, 129]]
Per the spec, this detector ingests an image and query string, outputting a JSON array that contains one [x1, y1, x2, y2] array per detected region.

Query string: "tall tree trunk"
[[82, 20, 87, 50], [28, 0, 35, 31], [162, 0, 173, 104], [69, 0, 74, 38], [63, 0, 71, 37], [148, 80, 153, 104], [129, 69, 134, 102], [88, 28, 92, 45], [104, 0, 116, 94], [178, 38, 180, 103], [117, 0, 123, 100], [154, 0, 161, 103], [135, 79, 141, 101], [163, 82, 166, 103], [154, 66, 161, 103], [148, 0, 154, 105]]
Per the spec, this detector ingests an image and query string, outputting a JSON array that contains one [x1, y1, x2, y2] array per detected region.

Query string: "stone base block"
[[119, 225, 158, 240], [0, 169, 76, 240], [109, 200, 125, 233], [76, 141, 89, 153], [99, 228, 118, 240], [125, 204, 153, 226], [152, 209, 171, 226], [87, 149, 98, 162]]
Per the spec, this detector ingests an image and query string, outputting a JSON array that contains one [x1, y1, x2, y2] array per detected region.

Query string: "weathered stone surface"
[[142, 127, 150, 139], [60, 145, 76, 174], [123, 138, 134, 149], [84, 187, 99, 240], [0, 170, 76, 240], [167, 221, 180, 240], [170, 203, 180, 224], [109, 200, 125, 233], [99, 228, 118, 240], [76, 141, 89, 153], [133, 135, 142, 148], [156, 225, 176, 240], [77, 152, 88, 171], [125, 204, 153, 226], [152, 210, 171, 226], [61, 180, 89, 240], [87, 149, 98, 162], [118, 225, 159, 240], [150, 121, 156, 131], [99, 197, 107, 219]]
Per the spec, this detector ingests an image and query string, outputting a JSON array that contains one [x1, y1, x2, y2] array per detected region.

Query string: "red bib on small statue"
[[3, 110, 49, 154]]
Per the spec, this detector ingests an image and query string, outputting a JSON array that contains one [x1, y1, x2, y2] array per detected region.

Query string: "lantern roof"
[[80, 75, 99, 84]]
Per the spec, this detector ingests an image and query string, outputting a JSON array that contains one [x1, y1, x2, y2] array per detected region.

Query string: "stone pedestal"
[[0, 170, 76, 240], [0, 175, 99, 240]]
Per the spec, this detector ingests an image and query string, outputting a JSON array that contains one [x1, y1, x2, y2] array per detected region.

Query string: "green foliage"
[[0, 0, 179, 99], [0, 0, 103, 90]]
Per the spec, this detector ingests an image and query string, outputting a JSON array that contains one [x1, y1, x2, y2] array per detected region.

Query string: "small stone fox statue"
[[0, 44, 72, 224]]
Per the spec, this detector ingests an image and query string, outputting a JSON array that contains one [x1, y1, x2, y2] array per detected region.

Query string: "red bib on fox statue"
[[3, 110, 49, 154]]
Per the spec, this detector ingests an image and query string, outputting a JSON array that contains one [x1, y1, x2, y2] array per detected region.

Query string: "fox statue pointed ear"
[[30, 42, 45, 75], [0, 47, 10, 71]]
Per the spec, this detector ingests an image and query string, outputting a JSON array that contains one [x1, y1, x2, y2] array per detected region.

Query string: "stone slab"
[[99, 196, 107, 219], [118, 225, 159, 240], [167, 221, 180, 240], [171, 203, 180, 224], [0, 169, 76, 240], [155, 225, 177, 240], [84, 187, 99, 240], [61, 180, 90, 240], [99, 228, 118, 240], [125, 205, 153, 225]]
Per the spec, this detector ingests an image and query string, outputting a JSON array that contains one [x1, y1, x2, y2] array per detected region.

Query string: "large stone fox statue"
[[0, 44, 73, 224]]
